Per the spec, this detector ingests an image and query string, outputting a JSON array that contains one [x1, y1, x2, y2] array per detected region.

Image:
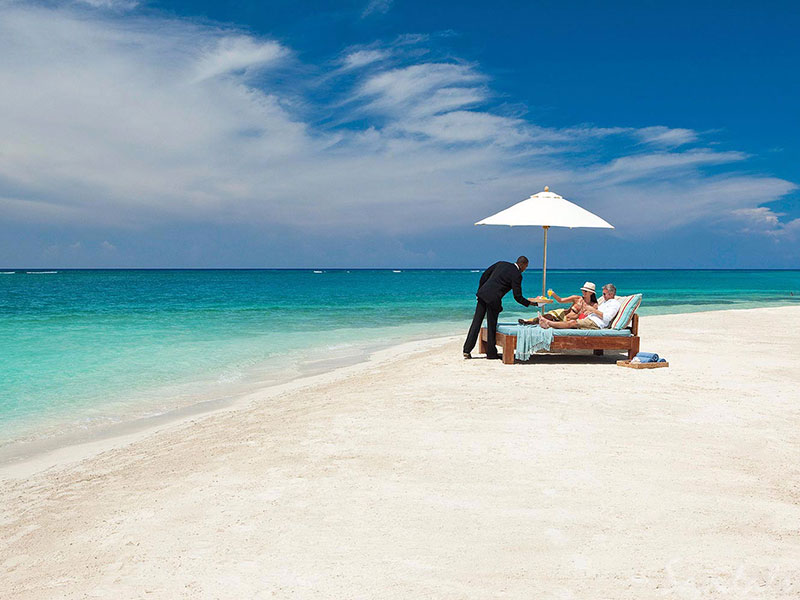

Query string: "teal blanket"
[[497, 324, 632, 337], [509, 325, 554, 360]]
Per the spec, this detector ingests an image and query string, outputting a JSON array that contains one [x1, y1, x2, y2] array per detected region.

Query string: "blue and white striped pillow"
[[611, 293, 642, 330]]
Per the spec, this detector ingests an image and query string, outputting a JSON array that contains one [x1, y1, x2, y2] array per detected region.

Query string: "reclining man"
[[538, 283, 621, 330]]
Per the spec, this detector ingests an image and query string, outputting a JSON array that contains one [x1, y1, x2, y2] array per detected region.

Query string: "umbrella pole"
[[541, 226, 549, 315]]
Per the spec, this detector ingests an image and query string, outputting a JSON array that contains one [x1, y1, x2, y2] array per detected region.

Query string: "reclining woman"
[[518, 282, 598, 326], [539, 283, 622, 330]]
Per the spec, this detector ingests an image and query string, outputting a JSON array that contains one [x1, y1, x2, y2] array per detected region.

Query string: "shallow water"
[[2, 269, 798, 449]]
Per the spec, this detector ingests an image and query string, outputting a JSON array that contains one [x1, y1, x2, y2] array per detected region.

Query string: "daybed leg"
[[502, 338, 515, 364], [593, 349, 604, 356], [479, 328, 487, 355], [628, 337, 640, 360]]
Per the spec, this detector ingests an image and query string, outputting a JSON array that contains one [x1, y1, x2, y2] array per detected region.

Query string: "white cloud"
[[576, 175, 797, 233], [591, 150, 748, 184], [399, 111, 532, 146], [358, 63, 487, 116], [561, 126, 631, 139], [635, 126, 698, 148], [341, 49, 389, 70], [729, 207, 800, 238], [192, 36, 287, 82], [732, 206, 781, 228], [362, 0, 393, 18], [0, 0, 795, 246], [75, 0, 139, 9], [780, 219, 800, 237]]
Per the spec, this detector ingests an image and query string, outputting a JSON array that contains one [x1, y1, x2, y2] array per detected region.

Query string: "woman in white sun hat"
[[518, 281, 598, 325]]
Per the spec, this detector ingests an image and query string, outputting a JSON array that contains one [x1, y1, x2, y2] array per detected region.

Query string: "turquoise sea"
[[2, 269, 799, 456]]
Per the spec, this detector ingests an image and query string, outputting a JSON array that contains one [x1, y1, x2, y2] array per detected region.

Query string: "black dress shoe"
[[463, 352, 472, 359], [486, 354, 502, 360]]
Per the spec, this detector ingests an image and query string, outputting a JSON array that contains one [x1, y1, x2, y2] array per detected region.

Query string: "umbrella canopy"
[[475, 187, 614, 306], [475, 187, 614, 229]]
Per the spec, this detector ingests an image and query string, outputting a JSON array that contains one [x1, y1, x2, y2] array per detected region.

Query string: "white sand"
[[2, 307, 800, 599]]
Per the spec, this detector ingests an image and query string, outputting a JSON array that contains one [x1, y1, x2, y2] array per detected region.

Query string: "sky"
[[1, 0, 799, 268]]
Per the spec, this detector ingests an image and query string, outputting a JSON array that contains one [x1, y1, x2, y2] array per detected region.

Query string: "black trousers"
[[463, 298, 501, 356]]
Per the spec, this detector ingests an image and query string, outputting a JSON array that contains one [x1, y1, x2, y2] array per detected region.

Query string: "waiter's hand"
[[527, 297, 539, 304]]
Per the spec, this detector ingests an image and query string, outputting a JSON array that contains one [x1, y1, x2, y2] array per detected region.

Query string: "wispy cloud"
[[192, 36, 287, 82], [0, 0, 795, 254], [341, 49, 390, 70], [362, 0, 393, 18], [75, 0, 139, 9], [358, 63, 487, 116], [592, 150, 748, 183], [635, 126, 698, 148], [397, 111, 534, 146], [577, 175, 797, 233]]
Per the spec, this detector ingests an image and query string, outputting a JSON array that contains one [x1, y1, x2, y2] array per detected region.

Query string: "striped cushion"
[[611, 293, 642, 330]]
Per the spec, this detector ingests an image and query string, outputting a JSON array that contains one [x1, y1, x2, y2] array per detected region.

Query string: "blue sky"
[[1, 0, 798, 268]]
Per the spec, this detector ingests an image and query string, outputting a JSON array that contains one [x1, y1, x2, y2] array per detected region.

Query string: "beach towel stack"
[[631, 352, 666, 363]]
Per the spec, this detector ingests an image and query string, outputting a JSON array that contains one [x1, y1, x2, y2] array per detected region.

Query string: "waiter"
[[463, 256, 537, 359]]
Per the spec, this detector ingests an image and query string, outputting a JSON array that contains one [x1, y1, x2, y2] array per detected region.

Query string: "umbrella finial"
[[544, 185, 549, 192]]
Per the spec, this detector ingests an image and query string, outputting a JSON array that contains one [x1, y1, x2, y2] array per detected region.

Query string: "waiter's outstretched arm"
[[512, 274, 532, 307]]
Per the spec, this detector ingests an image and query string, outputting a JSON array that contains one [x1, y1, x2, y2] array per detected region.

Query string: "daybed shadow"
[[518, 350, 624, 365]]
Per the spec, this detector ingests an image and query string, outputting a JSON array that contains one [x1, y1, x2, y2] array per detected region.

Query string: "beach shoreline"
[[3, 306, 800, 598], [3, 267, 797, 470], [0, 304, 796, 480], [0, 333, 461, 479]]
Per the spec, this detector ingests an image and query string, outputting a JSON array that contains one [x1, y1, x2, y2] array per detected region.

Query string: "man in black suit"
[[463, 256, 537, 359]]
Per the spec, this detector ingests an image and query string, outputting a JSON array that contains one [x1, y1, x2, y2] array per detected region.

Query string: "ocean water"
[[2, 269, 799, 454]]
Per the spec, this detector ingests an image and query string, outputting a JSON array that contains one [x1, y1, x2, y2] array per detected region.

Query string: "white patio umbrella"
[[475, 186, 614, 304]]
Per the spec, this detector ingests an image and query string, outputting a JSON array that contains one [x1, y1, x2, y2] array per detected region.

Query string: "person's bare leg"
[[541, 319, 580, 329]]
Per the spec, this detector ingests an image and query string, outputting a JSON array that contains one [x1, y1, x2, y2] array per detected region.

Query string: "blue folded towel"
[[658, 358, 667, 363], [633, 352, 659, 363]]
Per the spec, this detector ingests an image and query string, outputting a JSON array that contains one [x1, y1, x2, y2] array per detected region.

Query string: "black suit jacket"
[[475, 261, 531, 312]]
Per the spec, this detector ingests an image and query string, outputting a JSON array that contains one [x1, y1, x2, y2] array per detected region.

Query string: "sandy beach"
[[2, 306, 800, 599]]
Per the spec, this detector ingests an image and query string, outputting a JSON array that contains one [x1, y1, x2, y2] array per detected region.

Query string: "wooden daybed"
[[480, 313, 641, 364]]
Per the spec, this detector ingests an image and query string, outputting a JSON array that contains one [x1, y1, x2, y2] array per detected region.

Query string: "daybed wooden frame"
[[480, 313, 641, 364]]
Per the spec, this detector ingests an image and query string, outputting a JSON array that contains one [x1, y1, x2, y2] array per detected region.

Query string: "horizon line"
[[3, 267, 800, 272]]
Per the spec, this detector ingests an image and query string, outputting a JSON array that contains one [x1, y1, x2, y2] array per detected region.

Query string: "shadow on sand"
[[517, 350, 625, 365]]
